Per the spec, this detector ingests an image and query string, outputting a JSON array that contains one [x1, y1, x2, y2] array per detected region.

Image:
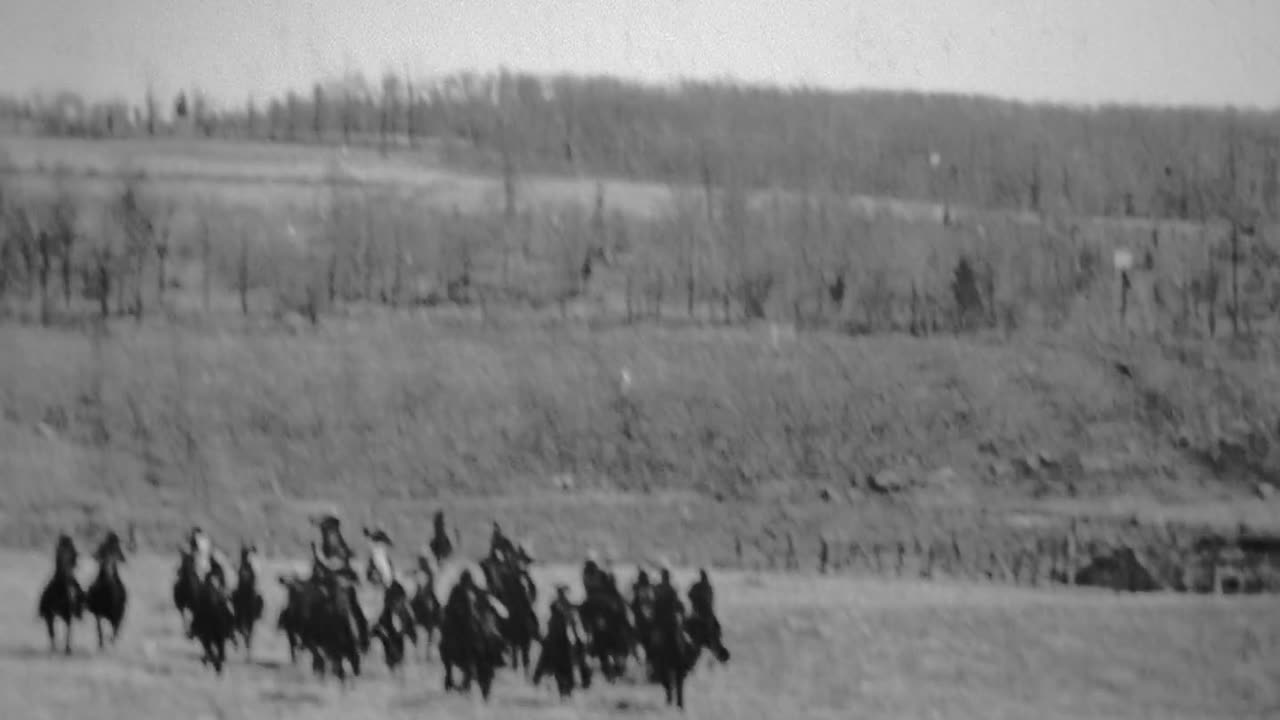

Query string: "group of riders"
[[168, 511, 723, 688]]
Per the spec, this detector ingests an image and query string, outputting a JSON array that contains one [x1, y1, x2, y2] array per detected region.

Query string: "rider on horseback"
[[551, 583, 584, 647], [315, 514, 354, 569], [631, 569, 654, 616], [446, 569, 478, 619], [686, 568, 720, 642], [582, 550, 607, 598], [55, 533, 79, 571], [489, 522, 515, 564], [653, 565, 684, 626]]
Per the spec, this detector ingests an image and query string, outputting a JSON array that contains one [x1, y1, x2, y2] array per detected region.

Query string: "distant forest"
[[2, 70, 1278, 222]]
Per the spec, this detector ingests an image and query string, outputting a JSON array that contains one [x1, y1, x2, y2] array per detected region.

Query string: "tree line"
[[3, 70, 1278, 223]]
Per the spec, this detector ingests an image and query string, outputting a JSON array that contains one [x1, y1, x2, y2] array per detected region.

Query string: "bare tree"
[[198, 208, 212, 312], [245, 95, 258, 139], [380, 72, 401, 155], [312, 83, 326, 141], [144, 84, 157, 136], [110, 169, 155, 322], [152, 200, 177, 307], [47, 170, 79, 311]]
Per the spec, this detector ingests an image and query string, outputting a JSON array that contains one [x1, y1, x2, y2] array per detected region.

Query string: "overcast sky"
[[2, 0, 1277, 109]]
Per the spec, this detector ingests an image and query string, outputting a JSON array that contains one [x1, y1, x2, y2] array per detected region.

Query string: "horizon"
[[2, 0, 1279, 112]]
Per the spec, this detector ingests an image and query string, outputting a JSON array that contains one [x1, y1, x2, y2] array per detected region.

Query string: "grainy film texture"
[[2, 2, 1280, 719]]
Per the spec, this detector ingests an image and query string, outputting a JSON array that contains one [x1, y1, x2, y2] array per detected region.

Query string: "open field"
[[7, 551, 1280, 720]]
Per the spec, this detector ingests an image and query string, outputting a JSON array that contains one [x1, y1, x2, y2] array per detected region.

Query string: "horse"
[[173, 549, 201, 637], [173, 528, 211, 638], [532, 594, 592, 699], [480, 554, 540, 676], [408, 563, 442, 660], [192, 561, 236, 674], [38, 534, 85, 655], [309, 551, 365, 684], [440, 575, 507, 701], [630, 575, 656, 665], [85, 531, 128, 650], [578, 568, 632, 682], [309, 543, 371, 657], [277, 574, 309, 665], [648, 608, 731, 709], [371, 577, 418, 675], [230, 543, 265, 659]]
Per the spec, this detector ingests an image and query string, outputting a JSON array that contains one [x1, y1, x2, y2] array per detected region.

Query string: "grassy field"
[[7, 551, 1279, 720]]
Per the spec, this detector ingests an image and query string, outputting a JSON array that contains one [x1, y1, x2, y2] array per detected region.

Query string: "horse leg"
[[556, 665, 573, 699], [478, 665, 493, 702], [95, 617, 104, 650], [676, 668, 686, 710], [579, 650, 593, 690], [212, 638, 221, 673], [332, 652, 345, 685]]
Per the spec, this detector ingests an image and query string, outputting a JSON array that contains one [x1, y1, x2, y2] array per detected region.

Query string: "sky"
[[2, 0, 1278, 110]]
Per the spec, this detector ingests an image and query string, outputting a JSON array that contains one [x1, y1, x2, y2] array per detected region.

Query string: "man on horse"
[[631, 569, 655, 638], [653, 565, 684, 627], [582, 550, 606, 597], [532, 582, 589, 694], [315, 514, 355, 569], [446, 568, 479, 620], [489, 522, 515, 565], [686, 568, 720, 644], [56, 534, 79, 572]]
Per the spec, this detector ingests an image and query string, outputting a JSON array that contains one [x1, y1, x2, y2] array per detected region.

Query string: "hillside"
[[2, 314, 1277, 566], [2, 127, 1280, 589]]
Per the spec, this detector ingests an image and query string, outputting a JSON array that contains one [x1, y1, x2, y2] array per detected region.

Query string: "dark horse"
[[230, 543, 265, 659], [532, 592, 592, 699], [192, 559, 236, 674], [580, 587, 634, 682], [173, 548, 201, 638], [371, 579, 418, 675], [480, 555, 540, 676], [276, 574, 313, 666], [85, 531, 128, 650], [38, 534, 85, 655], [408, 569, 442, 660], [309, 550, 365, 684], [648, 609, 730, 710], [440, 574, 506, 701]]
